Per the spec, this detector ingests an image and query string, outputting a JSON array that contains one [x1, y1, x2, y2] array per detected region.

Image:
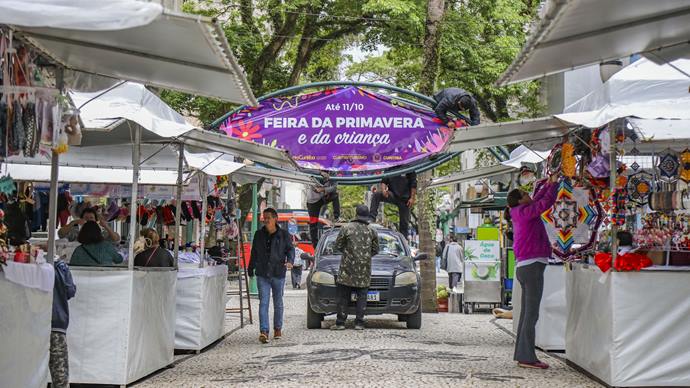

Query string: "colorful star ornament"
[[626, 171, 653, 206], [541, 179, 603, 261], [657, 149, 680, 182]]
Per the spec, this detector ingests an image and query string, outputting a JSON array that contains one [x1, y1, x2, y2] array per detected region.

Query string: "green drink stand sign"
[[462, 240, 502, 313]]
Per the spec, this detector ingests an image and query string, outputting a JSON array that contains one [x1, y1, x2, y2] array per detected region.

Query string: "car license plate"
[[351, 291, 380, 302]]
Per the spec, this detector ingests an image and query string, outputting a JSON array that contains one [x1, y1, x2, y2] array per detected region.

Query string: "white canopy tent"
[[2, 164, 184, 185], [556, 58, 690, 128], [500, 145, 550, 168], [429, 164, 515, 188], [498, 0, 690, 85], [4, 1, 256, 105]]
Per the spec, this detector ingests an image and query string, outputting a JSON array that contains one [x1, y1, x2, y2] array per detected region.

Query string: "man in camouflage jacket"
[[332, 205, 379, 330]]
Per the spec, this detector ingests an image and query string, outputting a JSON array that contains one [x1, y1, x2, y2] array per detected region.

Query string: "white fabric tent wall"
[[0, 0, 162, 30], [556, 58, 690, 128], [3, 164, 184, 185]]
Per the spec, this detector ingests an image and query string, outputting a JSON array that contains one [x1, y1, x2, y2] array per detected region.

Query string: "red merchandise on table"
[[594, 252, 653, 273]]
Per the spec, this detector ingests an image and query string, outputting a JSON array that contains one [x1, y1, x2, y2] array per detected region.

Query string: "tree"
[[416, 0, 446, 313]]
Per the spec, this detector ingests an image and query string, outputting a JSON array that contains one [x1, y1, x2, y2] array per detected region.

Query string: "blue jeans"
[[256, 275, 285, 334]]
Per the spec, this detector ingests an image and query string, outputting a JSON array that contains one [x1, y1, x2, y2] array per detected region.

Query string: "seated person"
[[70, 221, 124, 266], [58, 207, 120, 243], [134, 228, 174, 267]]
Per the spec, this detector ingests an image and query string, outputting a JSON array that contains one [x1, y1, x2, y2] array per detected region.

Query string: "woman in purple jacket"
[[507, 174, 558, 369]]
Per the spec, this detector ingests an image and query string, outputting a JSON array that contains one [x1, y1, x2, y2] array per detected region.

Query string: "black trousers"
[[448, 272, 462, 288], [308, 194, 341, 248], [336, 284, 367, 325], [369, 191, 410, 238], [514, 262, 546, 363]]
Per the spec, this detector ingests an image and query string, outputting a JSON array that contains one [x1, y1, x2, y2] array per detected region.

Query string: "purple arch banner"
[[219, 86, 458, 172]]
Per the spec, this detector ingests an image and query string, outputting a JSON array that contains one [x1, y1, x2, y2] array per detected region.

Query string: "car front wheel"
[[307, 297, 323, 329], [405, 307, 422, 329]]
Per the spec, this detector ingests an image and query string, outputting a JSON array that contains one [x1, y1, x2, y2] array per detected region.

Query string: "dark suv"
[[305, 226, 427, 329]]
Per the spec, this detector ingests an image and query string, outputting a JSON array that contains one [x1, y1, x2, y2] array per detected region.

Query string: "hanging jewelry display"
[[679, 149, 690, 183], [657, 148, 680, 182]]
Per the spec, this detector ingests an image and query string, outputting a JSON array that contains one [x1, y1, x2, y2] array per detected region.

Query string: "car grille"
[[369, 277, 391, 291]]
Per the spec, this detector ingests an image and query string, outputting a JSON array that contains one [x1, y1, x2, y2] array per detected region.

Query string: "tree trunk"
[[250, 11, 300, 94], [418, 0, 445, 97], [417, 0, 446, 313], [288, 13, 319, 86]]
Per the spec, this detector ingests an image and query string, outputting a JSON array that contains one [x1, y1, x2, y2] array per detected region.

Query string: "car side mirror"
[[414, 253, 429, 261], [300, 252, 314, 261]]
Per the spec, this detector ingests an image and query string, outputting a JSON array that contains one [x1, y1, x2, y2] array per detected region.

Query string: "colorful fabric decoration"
[[541, 179, 603, 260], [657, 149, 680, 182], [680, 149, 690, 183], [611, 187, 627, 225], [626, 171, 653, 206], [594, 252, 653, 273], [561, 142, 576, 177]]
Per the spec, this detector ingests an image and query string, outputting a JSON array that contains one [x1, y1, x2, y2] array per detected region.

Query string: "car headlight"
[[311, 271, 335, 285], [394, 271, 417, 287]]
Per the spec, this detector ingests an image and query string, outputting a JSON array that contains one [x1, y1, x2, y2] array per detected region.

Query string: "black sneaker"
[[354, 324, 365, 331], [330, 324, 346, 331]]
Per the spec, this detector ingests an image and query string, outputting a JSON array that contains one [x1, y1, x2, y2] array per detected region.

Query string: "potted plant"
[[436, 285, 450, 312]]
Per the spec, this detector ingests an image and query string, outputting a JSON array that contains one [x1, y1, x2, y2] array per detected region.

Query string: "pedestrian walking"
[[331, 205, 379, 331], [291, 237, 306, 289], [369, 172, 416, 239], [507, 174, 558, 369], [441, 235, 464, 292], [50, 258, 77, 388], [247, 208, 294, 343]]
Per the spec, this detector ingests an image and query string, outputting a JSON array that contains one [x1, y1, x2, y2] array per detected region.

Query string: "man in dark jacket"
[[369, 172, 417, 239], [331, 205, 379, 331], [51, 259, 77, 388], [248, 207, 294, 343], [433, 87, 481, 127]]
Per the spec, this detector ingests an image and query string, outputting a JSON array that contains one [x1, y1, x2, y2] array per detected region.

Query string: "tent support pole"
[[46, 150, 59, 264], [47, 67, 64, 264], [128, 126, 141, 270], [610, 124, 618, 263], [199, 173, 207, 268], [173, 143, 184, 268]]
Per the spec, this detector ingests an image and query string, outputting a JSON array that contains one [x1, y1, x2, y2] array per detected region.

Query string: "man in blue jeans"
[[248, 208, 294, 343]]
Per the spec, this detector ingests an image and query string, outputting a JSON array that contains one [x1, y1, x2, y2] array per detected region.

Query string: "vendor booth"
[[0, 2, 265, 385]]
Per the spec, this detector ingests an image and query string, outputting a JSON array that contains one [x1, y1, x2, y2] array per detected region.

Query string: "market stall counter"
[[0, 262, 54, 388], [67, 266, 176, 385], [512, 264, 566, 351], [175, 264, 228, 351], [566, 263, 690, 387]]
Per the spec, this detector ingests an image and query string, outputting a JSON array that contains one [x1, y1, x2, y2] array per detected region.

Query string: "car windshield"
[[319, 231, 406, 257]]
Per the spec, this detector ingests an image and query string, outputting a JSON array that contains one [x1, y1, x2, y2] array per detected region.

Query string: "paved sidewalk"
[[135, 288, 600, 388]]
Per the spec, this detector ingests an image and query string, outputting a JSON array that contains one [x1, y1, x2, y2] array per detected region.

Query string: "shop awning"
[[429, 165, 515, 188], [235, 165, 316, 185], [3, 163, 185, 185], [183, 151, 244, 177], [11, 9, 256, 105], [498, 0, 690, 85], [448, 117, 573, 152], [455, 192, 508, 211], [179, 129, 297, 171]]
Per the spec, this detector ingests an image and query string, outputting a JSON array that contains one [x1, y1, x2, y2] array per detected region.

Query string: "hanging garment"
[[0, 101, 8, 158], [10, 100, 25, 155], [22, 101, 38, 157]]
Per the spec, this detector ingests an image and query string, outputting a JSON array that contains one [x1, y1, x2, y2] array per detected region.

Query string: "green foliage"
[[336, 185, 367, 220]]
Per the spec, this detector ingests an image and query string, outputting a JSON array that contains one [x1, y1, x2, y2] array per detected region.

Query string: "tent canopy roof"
[[555, 58, 690, 129], [498, 0, 690, 85], [9, 8, 256, 105]]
